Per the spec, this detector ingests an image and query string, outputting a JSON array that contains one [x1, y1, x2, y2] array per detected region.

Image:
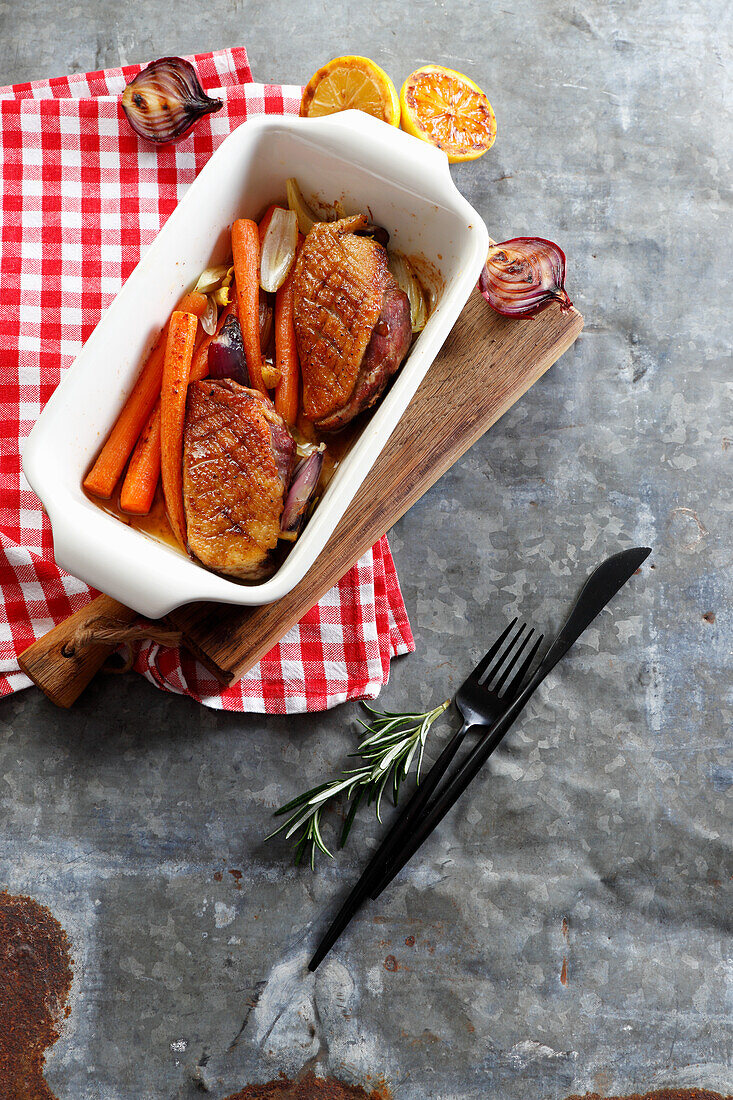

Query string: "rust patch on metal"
[[564, 1090, 730, 1100], [0, 890, 73, 1100], [224, 1069, 390, 1099], [668, 507, 708, 551]]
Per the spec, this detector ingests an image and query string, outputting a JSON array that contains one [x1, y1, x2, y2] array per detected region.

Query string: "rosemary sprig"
[[267, 699, 450, 869]]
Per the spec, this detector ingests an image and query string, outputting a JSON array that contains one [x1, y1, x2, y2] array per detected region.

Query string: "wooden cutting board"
[[167, 290, 583, 684]]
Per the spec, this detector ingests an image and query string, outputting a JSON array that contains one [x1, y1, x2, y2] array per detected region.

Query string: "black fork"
[[368, 619, 543, 900], [307, 619, 543, 972]]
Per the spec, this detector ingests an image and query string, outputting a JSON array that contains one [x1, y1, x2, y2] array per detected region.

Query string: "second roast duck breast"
[[183, 379, 295, 580], [292, 214, 412, 432]]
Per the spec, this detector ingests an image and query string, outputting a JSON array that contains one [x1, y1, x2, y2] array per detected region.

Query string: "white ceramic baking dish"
[[22, 111, 489, 618]]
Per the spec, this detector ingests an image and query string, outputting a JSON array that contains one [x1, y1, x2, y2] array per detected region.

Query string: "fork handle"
[[307, 719, 473, 973], [367, 719, 474, 899], [371, 712, 514, 899]]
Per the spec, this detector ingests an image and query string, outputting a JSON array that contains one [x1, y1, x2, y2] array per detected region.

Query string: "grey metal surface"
[[1, 1, 731, 1097]]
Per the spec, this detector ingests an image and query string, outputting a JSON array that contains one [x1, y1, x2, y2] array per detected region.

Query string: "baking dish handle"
[[301, 109, 455, 194]]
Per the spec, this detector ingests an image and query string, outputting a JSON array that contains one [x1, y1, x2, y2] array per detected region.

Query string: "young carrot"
[[274, 266, 300, 427], [83, 290, 207, 498], [119, 402, 161, 515], [119, 323, 210, 516], [258, 204, 280, 245], [160, 311, 198, 548], [231, 218, 266, 394]]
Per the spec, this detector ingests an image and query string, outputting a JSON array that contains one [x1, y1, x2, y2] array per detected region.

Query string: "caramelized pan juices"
[[83, 181, 434, 584]]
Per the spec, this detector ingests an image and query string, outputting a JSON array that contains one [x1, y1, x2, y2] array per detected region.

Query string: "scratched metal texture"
[[0, 1, 731, 1097]]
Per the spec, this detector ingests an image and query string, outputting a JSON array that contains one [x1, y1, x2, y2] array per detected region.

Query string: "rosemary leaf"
[[375, 770, 391, 823], [339, 787, 363, 848], [273, 782, 332, 817], [268, 698, 450, 867]]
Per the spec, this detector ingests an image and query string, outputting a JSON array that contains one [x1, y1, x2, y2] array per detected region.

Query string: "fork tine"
[[494, 627, 535, 695], [479, 621, 526, 686], [504, 631, 544, 699], [469, 617, 517, 682]]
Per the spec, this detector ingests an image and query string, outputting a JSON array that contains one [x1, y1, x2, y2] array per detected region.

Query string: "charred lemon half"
[[400, 65, 496, 162], [300, 56, 400, 127]]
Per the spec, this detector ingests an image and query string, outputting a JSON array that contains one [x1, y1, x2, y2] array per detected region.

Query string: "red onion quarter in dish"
[[280, 450, 324, 541], [208, 314, 249, 386]]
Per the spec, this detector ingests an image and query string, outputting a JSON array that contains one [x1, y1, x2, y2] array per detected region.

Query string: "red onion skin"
[[355, 224, 390, 247], [259, 296, 274, 354], [208, 315, 249, 386], [281, 451, 324, 538], [479, 237, 573, 318], [121, 57, 222, 145]]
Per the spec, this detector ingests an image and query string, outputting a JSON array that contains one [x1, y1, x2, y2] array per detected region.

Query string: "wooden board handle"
[[18, 595, 140, 708]]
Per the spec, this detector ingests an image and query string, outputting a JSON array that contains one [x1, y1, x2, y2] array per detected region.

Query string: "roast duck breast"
[[183, 379, 295, 580], [292, 214, 412, 432]]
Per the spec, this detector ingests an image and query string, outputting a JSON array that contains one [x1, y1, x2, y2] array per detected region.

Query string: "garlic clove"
[[121, 56, 223, 145], [194, 264, 230, 294], [388, 252, 428, 333], [200, 295, 219, 336], [260, 208, 299, 293]]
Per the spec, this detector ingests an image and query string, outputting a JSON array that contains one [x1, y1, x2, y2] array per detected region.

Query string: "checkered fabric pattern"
[[0, 47, 414, 711]]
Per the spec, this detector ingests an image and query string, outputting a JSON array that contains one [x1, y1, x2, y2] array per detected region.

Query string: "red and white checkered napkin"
[[0, 47, 414, 711]]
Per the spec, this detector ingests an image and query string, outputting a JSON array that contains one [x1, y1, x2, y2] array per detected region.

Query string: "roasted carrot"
[[274, 266, 300, 427], [258, 203, 280, 245], [83, 290, 207, 498], [160, 311, 198, 548], [231, 218, 266, 394], [119, 403, 161, 515], [119, 324, 209, 515]]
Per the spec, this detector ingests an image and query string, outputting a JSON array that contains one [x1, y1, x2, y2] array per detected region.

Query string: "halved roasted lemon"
[[300, 56, 401, 127], [400, 65, 497, 162]]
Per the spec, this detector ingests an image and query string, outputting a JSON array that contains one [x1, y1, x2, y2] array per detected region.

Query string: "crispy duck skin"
[[293, 214, 411, 430], [315, 279, 412, 432], [183, 379, 295, 580]]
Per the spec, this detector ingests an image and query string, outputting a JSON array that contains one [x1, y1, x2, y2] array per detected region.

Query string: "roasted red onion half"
[[479, 237, 572, 317], [355, 223, 390, 248], [121, 57, 222, 145], [208, 315, 249, 386], [280, 450, 324, 541]]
